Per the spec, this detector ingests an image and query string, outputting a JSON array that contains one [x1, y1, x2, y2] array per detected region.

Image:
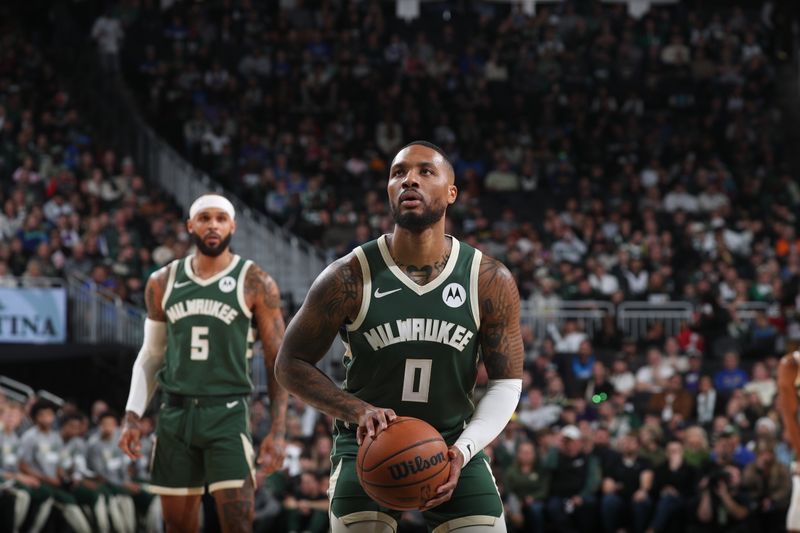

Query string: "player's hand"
[[420, 446, 464, 511], [356, 406, 397, 445], [118, 413, 143, 460], [257, 433, 286, 477]]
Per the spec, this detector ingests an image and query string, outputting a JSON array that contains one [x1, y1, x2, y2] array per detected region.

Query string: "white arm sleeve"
[[454, 378, 522, 464], [124, 319, 167, 417]]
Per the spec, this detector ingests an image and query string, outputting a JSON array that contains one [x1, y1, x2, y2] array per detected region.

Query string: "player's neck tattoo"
[[395, 251, 450, 286]]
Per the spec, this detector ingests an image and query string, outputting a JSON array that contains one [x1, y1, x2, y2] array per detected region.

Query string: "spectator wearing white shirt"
[[589, 263, 620, 297], [742, 362, 776, 408], [610, 358, 636, 396], [548, 320, 588, 354], [91, 10, 124, 72], [662, 183, 699, 213], [697, 182, 730, 213], [518, 388, 562, 432], [635, 348, 675, 394]]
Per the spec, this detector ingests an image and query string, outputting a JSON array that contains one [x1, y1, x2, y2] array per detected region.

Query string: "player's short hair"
[[397, 140, 454, 178], [30, 399, 58, 420]]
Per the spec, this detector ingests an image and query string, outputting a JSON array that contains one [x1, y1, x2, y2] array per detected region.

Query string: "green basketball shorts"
[[329, 446, 503, 530], [149, 394, 255, 495]]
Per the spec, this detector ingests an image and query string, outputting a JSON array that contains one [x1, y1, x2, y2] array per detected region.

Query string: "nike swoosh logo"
[[174, 280, 192, 289], [226, 401, 238, 409], [374, 288, 402, 299]]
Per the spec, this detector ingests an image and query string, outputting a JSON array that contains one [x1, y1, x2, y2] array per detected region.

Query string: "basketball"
[[356, 416, 451, 511]]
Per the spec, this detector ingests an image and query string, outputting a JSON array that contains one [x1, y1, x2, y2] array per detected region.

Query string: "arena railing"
[[520, 300, 614, 341], [66, 272, 146, 346]]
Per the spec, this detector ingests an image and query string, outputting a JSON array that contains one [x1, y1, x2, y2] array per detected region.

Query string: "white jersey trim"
[[147, 485, 204, 496], [237, 260, 254, 319], [160, 262, 178, 311], [377, 234, 460, 296], [183, 254, 241, 286], [470, 249, 483, 329], [346, 247, 371, 331]]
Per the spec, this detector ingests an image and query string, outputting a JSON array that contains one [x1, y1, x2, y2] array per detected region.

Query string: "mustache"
[[399, 190, 423, 202]]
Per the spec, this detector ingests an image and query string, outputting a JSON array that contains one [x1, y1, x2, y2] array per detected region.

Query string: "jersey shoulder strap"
[[160, 258, 182, 311]]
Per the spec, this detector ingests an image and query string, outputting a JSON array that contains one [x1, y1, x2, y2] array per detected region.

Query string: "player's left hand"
[[257, 433, 286, 477], [420, 446, 464, 511]]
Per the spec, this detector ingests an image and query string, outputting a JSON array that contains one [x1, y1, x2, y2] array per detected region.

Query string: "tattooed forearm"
[[478, 256, 523, 379], [276, 255, 370, 423], [247, 264, 289, 438]]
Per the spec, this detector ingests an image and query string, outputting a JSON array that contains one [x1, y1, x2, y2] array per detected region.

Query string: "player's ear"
[[230, 219, 236, 235], [447, 184, 458, 205], [186, 218, 194, 234]]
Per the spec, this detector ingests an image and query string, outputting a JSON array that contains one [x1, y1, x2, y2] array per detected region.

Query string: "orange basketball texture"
[[356, 416, 451, 510]]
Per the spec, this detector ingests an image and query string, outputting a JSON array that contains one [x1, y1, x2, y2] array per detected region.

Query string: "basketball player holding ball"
[[276, 141, 523, 532]]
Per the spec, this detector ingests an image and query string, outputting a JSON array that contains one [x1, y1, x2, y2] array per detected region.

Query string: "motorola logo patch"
[[442, 283, 466, 308]]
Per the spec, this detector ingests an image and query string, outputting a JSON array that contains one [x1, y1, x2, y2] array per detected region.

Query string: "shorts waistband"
[[162, 392, 246, 408]]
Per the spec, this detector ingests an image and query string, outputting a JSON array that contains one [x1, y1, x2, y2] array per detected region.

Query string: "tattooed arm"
[[119, 266, 169, 459], [423, 254, 524, 510], [477, 255, 524, 380], [275, 254, 396, 442], [245, 264, 289, 474]]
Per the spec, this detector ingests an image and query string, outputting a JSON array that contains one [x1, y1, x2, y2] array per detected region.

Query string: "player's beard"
[[192, 232, 232, 257], [390, 199, 446, 232]]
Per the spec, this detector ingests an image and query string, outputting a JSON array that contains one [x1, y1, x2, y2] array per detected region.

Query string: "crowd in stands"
[[0, 13, 186, 307], [120, 1, 799, 316]]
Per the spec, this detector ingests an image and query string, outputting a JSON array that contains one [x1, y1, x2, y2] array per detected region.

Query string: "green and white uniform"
[[150, 254, 257, 495], [329, 236, 503, 530]]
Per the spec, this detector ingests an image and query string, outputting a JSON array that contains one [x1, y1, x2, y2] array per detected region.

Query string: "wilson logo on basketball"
[[387, 451, 446, 480]]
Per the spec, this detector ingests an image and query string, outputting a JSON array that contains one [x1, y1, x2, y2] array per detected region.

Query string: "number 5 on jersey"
[[191, 326, 209, 360], [402, 359, 432, 403]]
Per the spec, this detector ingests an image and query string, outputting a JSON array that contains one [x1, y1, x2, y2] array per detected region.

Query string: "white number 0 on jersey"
[[401, 358, 432, 403]]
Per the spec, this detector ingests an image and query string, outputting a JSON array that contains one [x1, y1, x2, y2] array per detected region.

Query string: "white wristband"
[[454, 378, 521, 464]]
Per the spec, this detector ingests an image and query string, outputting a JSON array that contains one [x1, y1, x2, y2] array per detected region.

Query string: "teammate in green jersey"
[[118, 194, 288, 533], [277, 141, 524, 532]]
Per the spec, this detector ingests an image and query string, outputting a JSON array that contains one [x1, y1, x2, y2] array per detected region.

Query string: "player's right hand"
[[118, 416, 143, 460], [356, 406, 397, 445]]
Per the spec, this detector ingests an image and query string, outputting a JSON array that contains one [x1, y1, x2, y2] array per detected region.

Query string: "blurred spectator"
[[542, 425, 600, 533], [609, 358, 636, 396], [281, 471, 328, 533], [696, 376, 722, 427], [635, 348, 675, 394], [713, 352, 749, 394], [647, 374, 695, 423], [600, 433, 653, 533], [683, 426, 711, 469], [518, 387, 561, 433], [743, 361, 777, 408], [647, 439, 698, 533], [741, 439, 790, 533], [696, 465, 751, 533], [505, 441, 549, 533]]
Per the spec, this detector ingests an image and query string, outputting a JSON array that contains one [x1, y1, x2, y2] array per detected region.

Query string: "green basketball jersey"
[[334, 235, 483, 451], [159, 254, 254, 396]]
